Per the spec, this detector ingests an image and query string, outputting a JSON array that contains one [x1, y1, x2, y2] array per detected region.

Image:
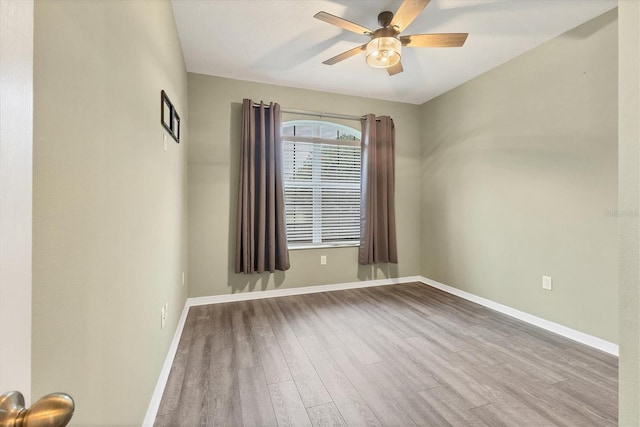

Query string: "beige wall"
[[188, 74, 421, 297], [618, 1, 640, 424], [420, 10, 618, 343], [33, 1, 188, 425]]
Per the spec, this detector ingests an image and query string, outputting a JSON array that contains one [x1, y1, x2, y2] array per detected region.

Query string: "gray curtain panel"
[[235, 99, 290, 274], [359, 114, 398, 264]]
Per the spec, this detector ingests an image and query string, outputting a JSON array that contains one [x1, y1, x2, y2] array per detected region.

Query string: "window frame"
[[281, 120, 362, 250]]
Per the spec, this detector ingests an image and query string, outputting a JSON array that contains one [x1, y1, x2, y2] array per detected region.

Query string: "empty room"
[[1, 0, 639, 426]]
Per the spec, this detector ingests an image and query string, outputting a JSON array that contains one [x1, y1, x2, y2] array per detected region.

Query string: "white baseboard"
[[418, 276, 619, 356], [143, 274, 618, 425], [142, 299, 191, 426], [188, 276, 423, 307]]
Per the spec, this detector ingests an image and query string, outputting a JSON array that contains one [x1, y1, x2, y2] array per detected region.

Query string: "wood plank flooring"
[[154, 283, 617, 426]]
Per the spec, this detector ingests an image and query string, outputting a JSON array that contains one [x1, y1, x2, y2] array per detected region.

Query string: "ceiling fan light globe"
[[366, 36, 401, 68]]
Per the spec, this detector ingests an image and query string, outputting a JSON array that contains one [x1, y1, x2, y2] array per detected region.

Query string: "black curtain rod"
[[250, 102, 364, 122]]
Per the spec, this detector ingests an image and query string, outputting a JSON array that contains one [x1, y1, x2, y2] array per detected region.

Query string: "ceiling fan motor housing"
[[378, 11, 394, 28]]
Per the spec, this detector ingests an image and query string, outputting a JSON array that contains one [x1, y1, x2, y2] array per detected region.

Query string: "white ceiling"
[[172, 0, 617, 105]]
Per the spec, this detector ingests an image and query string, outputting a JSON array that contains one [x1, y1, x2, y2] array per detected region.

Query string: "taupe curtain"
[[359, 114, 398, 264], [235, 99, 290, 273]]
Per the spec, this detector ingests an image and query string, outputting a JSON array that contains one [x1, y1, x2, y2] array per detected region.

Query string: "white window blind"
[[282, 121, 361, 247]]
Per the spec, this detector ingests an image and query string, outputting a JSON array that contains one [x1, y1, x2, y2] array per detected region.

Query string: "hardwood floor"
[[154, 283, 617, 426]]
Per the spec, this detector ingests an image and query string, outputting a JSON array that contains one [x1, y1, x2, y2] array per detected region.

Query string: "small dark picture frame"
[[172, 111, 180, 142], [161, 90, 180, 143]]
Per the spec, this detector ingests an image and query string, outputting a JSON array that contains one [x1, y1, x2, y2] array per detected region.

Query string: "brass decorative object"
[[0, 391, 74, 427]]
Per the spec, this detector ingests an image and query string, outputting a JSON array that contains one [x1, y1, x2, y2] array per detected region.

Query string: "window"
[[282, 120, 361, 248]]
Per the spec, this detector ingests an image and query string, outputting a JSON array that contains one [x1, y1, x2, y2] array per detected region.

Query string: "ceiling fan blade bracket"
[[390, 0, 431, 33]]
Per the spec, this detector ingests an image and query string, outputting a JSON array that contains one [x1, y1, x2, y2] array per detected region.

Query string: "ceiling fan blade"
[[322, 44, 366, 65], [314, 11, 373, 35], [387, 62, 404, 76], [390, 0, 430, 32], [400, 33, 468, 47]]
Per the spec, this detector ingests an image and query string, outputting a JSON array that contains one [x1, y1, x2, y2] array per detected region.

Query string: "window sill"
[[288, 243, 360, 251]]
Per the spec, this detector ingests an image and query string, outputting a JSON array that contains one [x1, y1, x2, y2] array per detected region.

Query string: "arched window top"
[[282, 120, 361, 142]]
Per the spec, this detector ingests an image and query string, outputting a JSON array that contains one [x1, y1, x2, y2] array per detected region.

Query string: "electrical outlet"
[[161, 303, 168, 329], [320, 255, 327, 265], [163, 133, 168, 152], [182, 271, 185, 287], [542, 275, 553, 291]]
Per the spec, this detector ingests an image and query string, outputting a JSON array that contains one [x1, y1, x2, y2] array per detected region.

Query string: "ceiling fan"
[[314, 0, 468, 76]]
